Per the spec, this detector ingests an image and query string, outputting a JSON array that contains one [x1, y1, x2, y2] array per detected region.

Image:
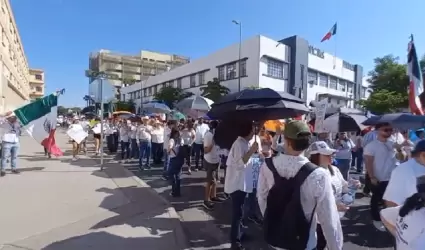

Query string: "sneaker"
[[211, 196, 226, 203], [72, 157, 78, 162], [231, 242, 245, 250], [11, 169, 19, 174], [202, 200, 214, 210], [373, 220, 386, 232], [0, 171, 5, 177]]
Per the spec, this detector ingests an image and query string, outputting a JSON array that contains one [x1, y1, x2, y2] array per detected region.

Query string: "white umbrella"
[[176, 95, 214, 118]]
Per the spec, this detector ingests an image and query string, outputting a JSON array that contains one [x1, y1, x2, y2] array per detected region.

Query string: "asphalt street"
[[117, 157, 395, 250]]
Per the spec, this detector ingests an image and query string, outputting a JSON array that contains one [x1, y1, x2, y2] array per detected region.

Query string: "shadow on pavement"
[[342, 205, 394, 248]]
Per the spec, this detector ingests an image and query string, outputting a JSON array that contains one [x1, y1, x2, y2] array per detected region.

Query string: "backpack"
[[263, 157, 318, 250]]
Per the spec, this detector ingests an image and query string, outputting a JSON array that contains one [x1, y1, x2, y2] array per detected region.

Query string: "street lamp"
[[232, 20, 242, 91]]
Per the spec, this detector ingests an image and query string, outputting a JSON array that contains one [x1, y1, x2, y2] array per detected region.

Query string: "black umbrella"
[[207, 89, 309, 121], [362, 113, 425, 130], [320, 113, 368, 132]]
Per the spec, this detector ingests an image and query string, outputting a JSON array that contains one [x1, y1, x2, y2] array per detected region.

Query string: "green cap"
[[283, 120, 311, 139]]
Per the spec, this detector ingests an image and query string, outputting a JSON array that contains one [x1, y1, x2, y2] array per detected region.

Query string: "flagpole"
[[333, 26, 337, 69]]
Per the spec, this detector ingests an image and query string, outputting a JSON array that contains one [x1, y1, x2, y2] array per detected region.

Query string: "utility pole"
[[85, 70, 115, 170]]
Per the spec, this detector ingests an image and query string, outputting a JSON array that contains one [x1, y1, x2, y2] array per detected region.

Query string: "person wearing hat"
[[308, 141, 361, 250], [381, 175, 425, 250], [0, 112, 21, 176], [257, 120, 343, 250]]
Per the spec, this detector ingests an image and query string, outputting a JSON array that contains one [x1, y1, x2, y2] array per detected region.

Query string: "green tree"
[[115, 100, 135, 112], [359, 54, 425, 114], [200, 78, 230, 102], [358, 55, 409, 114], [57, 106, 67, 115], [154, 86, 193, 109]]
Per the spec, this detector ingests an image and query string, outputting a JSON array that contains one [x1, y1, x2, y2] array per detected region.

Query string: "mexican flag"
[[14, 94, 63, 156]]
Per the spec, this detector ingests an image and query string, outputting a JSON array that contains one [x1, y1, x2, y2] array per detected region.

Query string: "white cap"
[[142, 116, 149, 120], [308, 141, 336, 155]]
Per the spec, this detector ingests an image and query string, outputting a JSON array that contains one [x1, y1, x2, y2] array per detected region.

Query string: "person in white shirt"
[[129, 121, 139, 159], [167, 127, 185, 197], [0, 112, 21, 176], [308, 141, 361, 250], [69, 116, 82, 161], [334, 132, 355, 180], [381, 177, 425, 250], [119, 120, 130, 162], [257, 121, 343, 250], [162, 120, 176, 180], [203, 120, 225, 210], [364, 122, 401, 231], [193, 118, 209, 170], [79, 117, 90, 154], [224, 121, 259, 250], [271, 127, 284, 154], [181, 121, 195, 174], [92, 118, 102, 155], [138, 116, 153, 170], [384, 140, 425, 207], [151, 120, 165, 165]]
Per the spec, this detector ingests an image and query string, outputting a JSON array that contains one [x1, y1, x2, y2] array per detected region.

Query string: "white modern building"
[[121, 35, 370, 113]]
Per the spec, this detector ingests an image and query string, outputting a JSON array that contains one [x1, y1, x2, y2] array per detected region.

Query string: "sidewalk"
[[0, 132, 189, 250]]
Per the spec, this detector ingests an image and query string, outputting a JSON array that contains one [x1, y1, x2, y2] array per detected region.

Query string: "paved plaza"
[[0, 132, 188, 250]]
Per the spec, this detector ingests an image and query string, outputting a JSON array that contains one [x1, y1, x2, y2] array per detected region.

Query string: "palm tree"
[[200, 78, 230, 102], [83, 95, 92, 107]]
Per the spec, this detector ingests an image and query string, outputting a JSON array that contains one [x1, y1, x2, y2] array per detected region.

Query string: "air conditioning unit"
[[308, 80, 316, 87]]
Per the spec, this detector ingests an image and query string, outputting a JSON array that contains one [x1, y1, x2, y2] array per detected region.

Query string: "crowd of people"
[[20, 113, 425, 250]]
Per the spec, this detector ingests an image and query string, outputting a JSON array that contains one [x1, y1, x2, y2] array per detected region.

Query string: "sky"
[[10, 0, 425, 107]]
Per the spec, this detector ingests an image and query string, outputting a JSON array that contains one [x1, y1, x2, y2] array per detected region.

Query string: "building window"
[[148, 87, 152, 96], [267, 58, 283, 78], [307, 70, 317, 84], [218, 66, 225, 81], [137, 90, 141, 99], [226, 63, 237, 79], [177, 78, 182, 89], [198, 72, 205, 85], [153, 85, 158, 94], [35, 86, 42, 92], [143, 88, 147, 97], [329, 77, 337, 89], [161, 82, 166, 88], [168, 80, 174, 87], [36, 74, 43, 81], [240, 60, 247, 77], [190, 75, 196, 87], [318, 73, 328, 87], [338, 80, 346, 92], [347, 82, 354, 93]]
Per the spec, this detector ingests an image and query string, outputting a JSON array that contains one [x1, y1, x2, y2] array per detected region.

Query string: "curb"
[[103, 162, 193, 250]]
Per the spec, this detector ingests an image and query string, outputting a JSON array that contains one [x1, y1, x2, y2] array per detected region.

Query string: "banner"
[[67, 124, 88, 144], [314, 98, 328, 133]]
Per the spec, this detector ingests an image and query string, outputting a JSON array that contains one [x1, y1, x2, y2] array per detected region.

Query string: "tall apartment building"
[[88, 50, 190, 100], [0, 0, 31, 112], [29, 68, 44, 100]]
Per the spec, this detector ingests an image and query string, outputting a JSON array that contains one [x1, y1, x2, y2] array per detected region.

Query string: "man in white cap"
[[0, 112, 21, 176]]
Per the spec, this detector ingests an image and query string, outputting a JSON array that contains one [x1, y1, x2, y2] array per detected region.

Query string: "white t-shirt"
[[168, 137, 183, 158], [203, 131, 219, 164], [151, 127, 164, 143], [381, 206, 425, 250], [384, 159, 425, 205], [119, 126, 129, 142], [364, 139, 398, 182], [194, 123, 209, 144], [181, 128, 195, 145], [137, 124, 152, 141]]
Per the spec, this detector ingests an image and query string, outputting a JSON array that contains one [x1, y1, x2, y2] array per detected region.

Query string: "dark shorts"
[[204, 159, 219, 184], [93, 133, 101, 139]]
